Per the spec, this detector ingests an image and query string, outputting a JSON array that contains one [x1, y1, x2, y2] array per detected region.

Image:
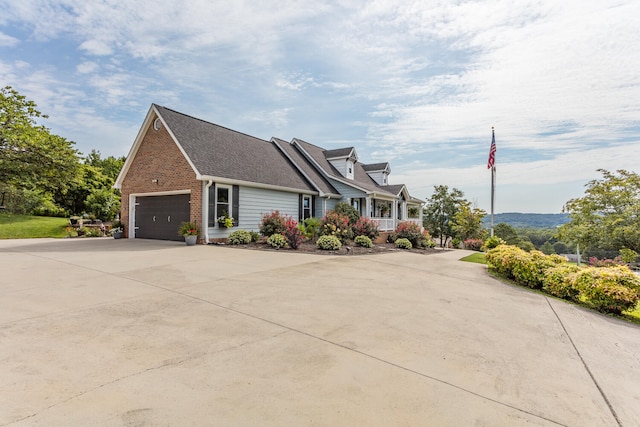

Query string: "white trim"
[[199, 175, 319, 195], [127, 190, 191, 239], [115, 105, 199, 189], [214, 184, 232, 226]]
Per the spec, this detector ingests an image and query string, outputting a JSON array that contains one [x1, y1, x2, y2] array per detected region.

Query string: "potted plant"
[[179, 221, 200, 245], [217, 212, 234, 228], [110, 220, 124, 239]]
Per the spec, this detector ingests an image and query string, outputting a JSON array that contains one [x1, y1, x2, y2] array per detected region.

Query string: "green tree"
[[0, 86, 80, 197], [540, 241, 556, 255], [558, 169, 640, 253], [423, 185, 466, 247], [494, 223, 520, 245], [452, 202, 487, 241]]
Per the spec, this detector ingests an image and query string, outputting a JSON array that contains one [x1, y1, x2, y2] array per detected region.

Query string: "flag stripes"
[[487, 128, 496, 169]]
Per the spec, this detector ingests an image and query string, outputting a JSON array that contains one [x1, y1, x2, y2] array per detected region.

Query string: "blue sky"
[[1, 1, 639, 213]]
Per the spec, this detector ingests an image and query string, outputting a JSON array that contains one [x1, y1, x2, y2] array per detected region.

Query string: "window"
[[346, 160, 354, 179], [302, 195, 312, 220], [216, 185, 231, 225], [352, 198, 359, 213]]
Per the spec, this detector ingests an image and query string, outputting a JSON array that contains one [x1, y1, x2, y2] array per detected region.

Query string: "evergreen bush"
[[317, 235, 342, 250], [354, 235, 373, 248], [395, 238, 412, 249], [266, 233, 287, 248], [228, 229, 252, 245]]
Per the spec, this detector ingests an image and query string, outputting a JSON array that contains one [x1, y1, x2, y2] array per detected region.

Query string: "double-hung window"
[[216, 185, 231, 224]]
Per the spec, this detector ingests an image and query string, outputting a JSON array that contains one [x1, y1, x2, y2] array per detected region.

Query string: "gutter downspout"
[[204, 180, 213, 244]]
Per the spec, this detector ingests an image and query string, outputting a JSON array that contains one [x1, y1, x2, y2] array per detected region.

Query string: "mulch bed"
[[211, 240, 442, 256]]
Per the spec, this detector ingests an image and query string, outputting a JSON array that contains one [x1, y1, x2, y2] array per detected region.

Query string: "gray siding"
[[208, 185, 300, 238], [316, 197, 338, 217], [328, 179, 365, 201]]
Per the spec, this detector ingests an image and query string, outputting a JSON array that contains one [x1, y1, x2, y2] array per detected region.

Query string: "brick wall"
[[120, 117, 202, 238]]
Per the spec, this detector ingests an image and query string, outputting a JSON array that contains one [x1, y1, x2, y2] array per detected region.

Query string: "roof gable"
[[118, 105, 316, 192]]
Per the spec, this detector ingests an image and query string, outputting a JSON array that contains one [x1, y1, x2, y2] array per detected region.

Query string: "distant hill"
[[483, 213, 570, 229]]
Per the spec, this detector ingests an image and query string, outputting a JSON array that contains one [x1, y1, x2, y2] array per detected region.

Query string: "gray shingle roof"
[[324, 147, 355, 159], [293, 139, 397, 197], [272, 138, 340, 196], [362, 162, 389, 172], [155, 105, 315, 192]]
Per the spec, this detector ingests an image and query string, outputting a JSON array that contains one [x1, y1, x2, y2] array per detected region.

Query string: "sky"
[[1, 0, 639, 213]]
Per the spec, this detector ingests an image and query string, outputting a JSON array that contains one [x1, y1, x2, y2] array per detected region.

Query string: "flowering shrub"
[[542, 264, 581, 301], [333, 201, 360, 225], [573, 266, 640, 314], [354, 235, 373, 248], [320, 211, 353, 242], [266, 233, 287, 248], [487, 244, 640, 315], [317, 235, 342, 250], [395, 238, 413, 249], [483, 236, 506, 250], [260, 211, 286, 237], [588, 256, 623, 267], [283, 217, 305, 249], [464, 239, 484, 251], [228, 229, 252, 245], [395, 221, 430, 248], [353, 217, 380, 240]]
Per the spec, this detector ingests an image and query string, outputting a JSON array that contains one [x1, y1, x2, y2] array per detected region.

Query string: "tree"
[[0, 86, 80, 196], [452, 202, 487, 241], [558, 169, 640, 253], [423, 185, 465, 247], [540, 241, 556, 255], [494, 223, 520, 245]]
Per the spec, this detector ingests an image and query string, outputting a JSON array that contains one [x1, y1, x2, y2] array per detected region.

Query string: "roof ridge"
[[154, 104, 270, 144]]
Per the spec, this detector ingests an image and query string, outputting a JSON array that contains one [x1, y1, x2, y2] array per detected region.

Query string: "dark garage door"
[[135, 194, 191, 241]]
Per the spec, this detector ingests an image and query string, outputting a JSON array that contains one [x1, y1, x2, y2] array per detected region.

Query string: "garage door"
[[135, 194, 191, 241]]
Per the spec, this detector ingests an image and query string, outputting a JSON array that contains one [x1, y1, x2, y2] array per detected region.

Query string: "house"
[[114, 104, 423, 242]]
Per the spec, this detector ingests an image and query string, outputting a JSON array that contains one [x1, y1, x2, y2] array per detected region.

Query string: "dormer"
[[362, 162, 390, 186], [324, 147, 358, 180]]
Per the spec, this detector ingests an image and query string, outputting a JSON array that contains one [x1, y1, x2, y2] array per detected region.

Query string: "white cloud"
[[0, 31, 18, 46], [76, 61, 98, 74]]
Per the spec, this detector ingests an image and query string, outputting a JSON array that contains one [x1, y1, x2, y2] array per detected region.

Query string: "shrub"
[[510, 250, 565, 289], [395, 221, 429, 248], [353, 217, 380, 240], [250, 231, 261, 242], [317, 235, 342, 250], [542, 264, 581, 301], [266, 233, 287, 248], [386, 232, 397, 243], [483, 236, 506, 250], [619, 248, 638, 264], [464, 238, 484, 251], [333, 201, 360, 225], [395, 238, 413, 249], [283, 217, 305, 249], [589, 256, 623, 267], [573, 266, 640, 314], [260, 211, 286, 237], [485, 245, 528, 279], [422, 231, 436, 248], [320, 211, 353, 242], [228, 229, 252, 245], [302, 217, 321, 241], [354, 235, 373, 248]]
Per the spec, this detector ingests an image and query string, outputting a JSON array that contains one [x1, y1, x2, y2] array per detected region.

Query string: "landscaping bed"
[[216, 240, 442, 256]]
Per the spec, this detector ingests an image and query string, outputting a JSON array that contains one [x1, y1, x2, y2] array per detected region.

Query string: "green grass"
[[0, 214, 70, 239], [460, 252, 487, 264]]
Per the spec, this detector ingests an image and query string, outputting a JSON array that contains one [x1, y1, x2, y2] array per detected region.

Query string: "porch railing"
[[371, 217, 422, 231]]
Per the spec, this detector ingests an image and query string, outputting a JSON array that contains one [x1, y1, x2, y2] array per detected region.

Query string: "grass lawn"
[[460, 252, 487, 264], [0, 214, 70, 239]]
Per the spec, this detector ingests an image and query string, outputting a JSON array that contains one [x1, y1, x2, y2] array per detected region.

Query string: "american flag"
[[487, 128, 496, 169]]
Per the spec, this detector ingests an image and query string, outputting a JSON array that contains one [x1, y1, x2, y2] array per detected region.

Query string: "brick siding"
[[120, 117, 202, 239]]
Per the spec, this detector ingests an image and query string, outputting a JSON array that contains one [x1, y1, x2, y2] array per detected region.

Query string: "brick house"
[[114, 104, 423, 242]]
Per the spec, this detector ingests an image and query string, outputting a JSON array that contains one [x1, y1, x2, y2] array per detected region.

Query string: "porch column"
[[365, 197, 372, 218], [391, 202, 397, 228]]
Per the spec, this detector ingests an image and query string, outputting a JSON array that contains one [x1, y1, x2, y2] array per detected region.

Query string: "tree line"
[[0, 86, 124, 220], [423, 169, 640, 260]]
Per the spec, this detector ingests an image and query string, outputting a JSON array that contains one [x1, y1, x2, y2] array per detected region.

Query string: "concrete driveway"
[[1, 238, 639, 426]]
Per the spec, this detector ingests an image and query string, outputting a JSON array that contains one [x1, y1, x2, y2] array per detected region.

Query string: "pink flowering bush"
[[353, 217, 380, 240], [283, 217, 305, 249], [320, 211, 353, 242], [260, 211, 286, 237]]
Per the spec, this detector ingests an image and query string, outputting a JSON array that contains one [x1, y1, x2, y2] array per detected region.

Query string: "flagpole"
[[490, 127, 496, 237]]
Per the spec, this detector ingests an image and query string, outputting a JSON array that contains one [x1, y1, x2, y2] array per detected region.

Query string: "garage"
[[134, 194, 191, 241]]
